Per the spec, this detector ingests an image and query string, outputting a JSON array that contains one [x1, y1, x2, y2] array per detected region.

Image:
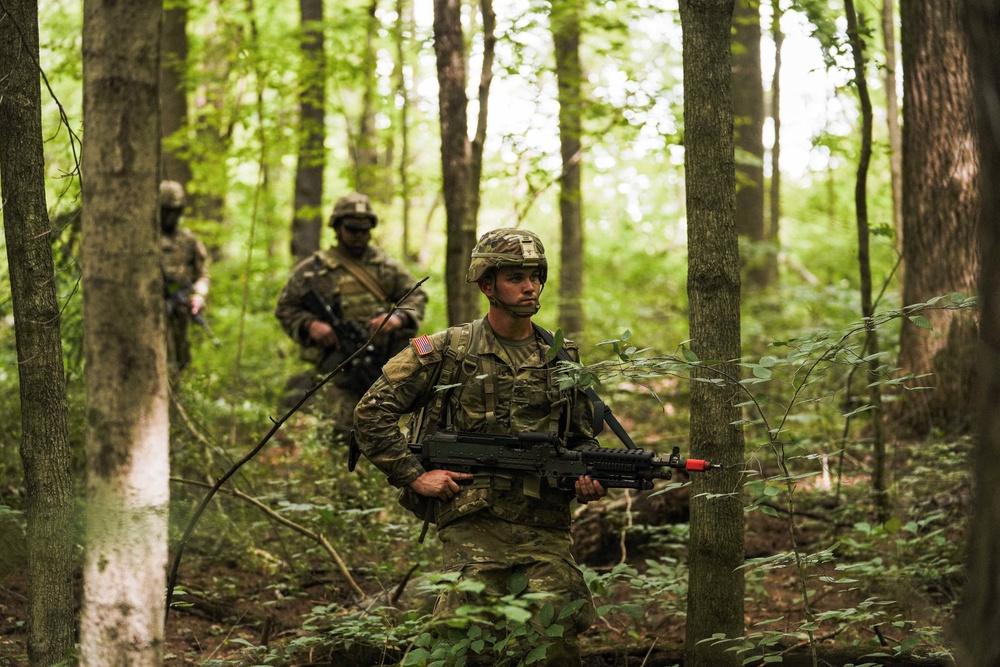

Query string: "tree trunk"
[[732, 0, 769, 290], [159, 0, 191, 186], [678, 1, 746, 665], [551, 0, 585, 338], [897, 0, 980, 435], [767, 0, 782, 283], [882, 0, 904, 278], [434, 0, 479, 324], [79, 1, 171, 663], [845, 0, 888, 522], [468, 0, 495, 227], [291, 0, 326, 261], [0, 1, 76, 664], [394, 0, 416, 262], [956, 1, 1000, 663], [354, 0, 383, 197]]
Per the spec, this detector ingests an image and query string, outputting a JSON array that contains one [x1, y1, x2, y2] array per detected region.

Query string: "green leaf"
[[558, 598, 589, 620], [752, 365, 773, 380], [525, 645, 549, 664], [539, 602, 554, 626], [403, 648, 430, 665], [908, 315, 933, 329], [682, 346, 699, 362], [546, 624, 565, 637], [507, 571, 529, 596]]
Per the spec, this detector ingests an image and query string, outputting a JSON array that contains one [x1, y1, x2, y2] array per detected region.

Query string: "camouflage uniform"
[[275, 243, 427, 429], [354, 314, 598, 665], [160, 181, 209, 372]]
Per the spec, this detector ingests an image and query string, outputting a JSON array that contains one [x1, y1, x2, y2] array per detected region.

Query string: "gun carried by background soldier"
[[165, 282, 221, 347], [300, 289, 384, 391], [350, 430, 720, 491]]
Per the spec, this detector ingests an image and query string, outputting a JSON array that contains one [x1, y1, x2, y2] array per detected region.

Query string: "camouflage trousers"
[[433, 513, 596, 666], [166, 314, 192, 373]]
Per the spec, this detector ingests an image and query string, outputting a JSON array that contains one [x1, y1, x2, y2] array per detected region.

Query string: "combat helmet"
[[466, 227, 548, 284], [159, 180, 187, 209], [330, 192, 378, 228]]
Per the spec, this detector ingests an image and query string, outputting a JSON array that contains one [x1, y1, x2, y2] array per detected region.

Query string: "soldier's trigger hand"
[[410, 469, 474, 501], [308, 320, 339, 348]]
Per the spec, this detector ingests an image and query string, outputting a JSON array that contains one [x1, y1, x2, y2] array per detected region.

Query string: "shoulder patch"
[[411, 334, 434, 356]]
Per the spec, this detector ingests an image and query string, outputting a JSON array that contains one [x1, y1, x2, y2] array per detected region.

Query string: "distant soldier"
[[275, 192, 427, 435], [160, 180, 210, 373]]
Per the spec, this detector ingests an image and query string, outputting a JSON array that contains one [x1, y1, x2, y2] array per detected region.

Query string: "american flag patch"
[[411, 334, 434, 356]]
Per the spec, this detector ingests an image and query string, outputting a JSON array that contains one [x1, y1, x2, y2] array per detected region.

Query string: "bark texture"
[[897, 0, 980, 435], [159, 0, 191, 186], [80, 0, 171, 663], [679, 0, 746, 665], [433, 0, 479, 324], [0, 1, 76, 664], [956, 0, 1000, 663], [552, 0, 585, 337], [292, 0, 326, 261]]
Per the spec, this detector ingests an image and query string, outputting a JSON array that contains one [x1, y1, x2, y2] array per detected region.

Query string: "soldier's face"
[[485, 266, 541, 310], [335, 219, 372, 256], [161, 207, 182, 234]]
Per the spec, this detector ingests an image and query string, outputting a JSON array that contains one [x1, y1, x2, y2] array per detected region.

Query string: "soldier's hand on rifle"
[[308, 319, 340, 349], [369, 311, 406, 334], [190, 293, 205, 315], [410, 469, 474, 501], [574, 475, 607, 504]]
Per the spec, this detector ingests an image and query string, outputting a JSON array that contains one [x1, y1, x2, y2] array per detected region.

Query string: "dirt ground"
[[0, 499, 957, 667]]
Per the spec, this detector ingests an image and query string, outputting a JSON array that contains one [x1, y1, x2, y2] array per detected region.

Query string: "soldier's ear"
[[478, 276, 493, 297]]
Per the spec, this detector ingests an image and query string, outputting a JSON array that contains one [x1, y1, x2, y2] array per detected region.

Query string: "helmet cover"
[[466, 227, 547, 283], [330, 192, 378, 228], [159, 180, 186, 209]]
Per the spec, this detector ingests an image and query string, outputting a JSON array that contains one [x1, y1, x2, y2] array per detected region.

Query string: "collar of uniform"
[[479, 318, 553, 362], [316, 244, 384, 270]]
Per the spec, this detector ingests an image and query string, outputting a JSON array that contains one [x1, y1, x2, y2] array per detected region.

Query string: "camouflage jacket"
[[353, 318, 599, 529], [274, 245, 428, 364], [161, 227, 209, 297]]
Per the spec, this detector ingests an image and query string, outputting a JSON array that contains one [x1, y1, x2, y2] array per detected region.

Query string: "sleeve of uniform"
[[191, 236, 210, 297], [274, 258, 318, 346], [353, 335, 445, 487], [381, 256, 428, 330]]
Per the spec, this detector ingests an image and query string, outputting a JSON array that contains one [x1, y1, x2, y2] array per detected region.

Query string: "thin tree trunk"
[[956, 1, 1000, 662], [394, 0, 416, 261], [354, 0, 382, 196], [678, 1, 746, 665], [768, 0, 782, 284], [469, 0, 495, 226], [552, 0, 585, 337], [79, 0, 171, 662], [434, 0, 479, 324], [732, 0, 768, 290], [291, 0, 326, 261], [159, 0, 191, 186], [844, 0, 888, 522], [882, 0, 903, 276], [0, 1, 76, 663]]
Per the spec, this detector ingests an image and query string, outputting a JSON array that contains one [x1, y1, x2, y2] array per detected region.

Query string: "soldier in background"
[[160, 180, 210, 374], [275, 192, 427, 436]]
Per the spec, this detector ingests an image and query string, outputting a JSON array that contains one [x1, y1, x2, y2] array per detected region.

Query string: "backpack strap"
[[531, 323, 637, 450], [412, 319, 484, 439]]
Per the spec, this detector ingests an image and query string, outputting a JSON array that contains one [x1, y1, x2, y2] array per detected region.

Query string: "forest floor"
[[0, 404, 969, 667], [0, 480, 962, 667]]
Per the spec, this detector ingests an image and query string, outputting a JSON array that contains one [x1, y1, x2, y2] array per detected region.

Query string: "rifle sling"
[[531, 323, 637, 450], [333, 247, 391, 305]]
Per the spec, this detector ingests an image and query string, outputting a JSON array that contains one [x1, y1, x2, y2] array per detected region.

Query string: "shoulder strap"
[[531, 323, 637, 450], [333, 247, 391, 303], [414, 319, 482, 439]]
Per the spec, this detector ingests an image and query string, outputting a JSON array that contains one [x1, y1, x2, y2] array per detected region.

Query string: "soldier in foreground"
[[275, 192, 427, 436], [353, 228, 606, 666], [160, 180, 210, 374]]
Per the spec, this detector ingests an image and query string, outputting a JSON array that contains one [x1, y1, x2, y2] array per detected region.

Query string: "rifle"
[[300, 288, 385, 392], [165, 283, 221, 347], [349, 430, 720, 491]]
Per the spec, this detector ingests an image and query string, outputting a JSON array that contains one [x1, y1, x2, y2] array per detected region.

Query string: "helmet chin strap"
[[486, 276, 544, 318]]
